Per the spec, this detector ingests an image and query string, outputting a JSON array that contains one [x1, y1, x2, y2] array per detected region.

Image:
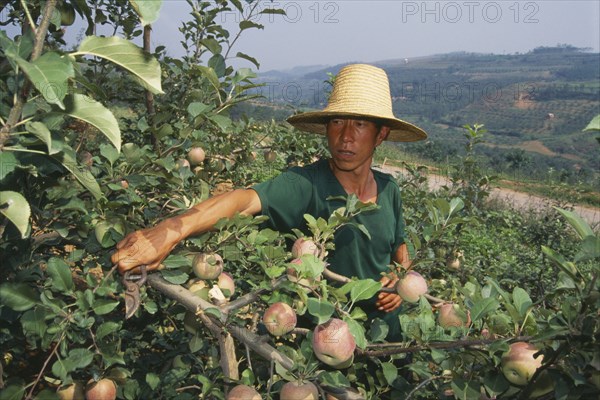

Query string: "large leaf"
[[15, 51, 74, 109], [307, 298, 335, 325], [0, 283, 38, 311], [349, 279, 381, 303], [75, 36, 163, 94], [25, 121, 56, 154], [0, 191, 30, 238], [0, 152, 18, 181], [47, 258, 74, 293], [62, 94, 120, 152], [0, 29, 34, 69], [129, 0, 162, 25], [554, 207, 594, 240]]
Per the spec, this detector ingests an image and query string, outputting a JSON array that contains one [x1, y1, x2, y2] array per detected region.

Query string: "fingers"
[[376, 293, 402, 312]]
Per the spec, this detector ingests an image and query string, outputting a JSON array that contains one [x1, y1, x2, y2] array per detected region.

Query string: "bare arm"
[[376, 242, 411, 312], [111, 189, 261, 273]]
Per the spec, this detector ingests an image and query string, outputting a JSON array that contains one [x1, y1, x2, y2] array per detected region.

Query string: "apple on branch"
[[263, 302, 297, 337], [312, 318, 356, 369], [227, 384, 261, 400]]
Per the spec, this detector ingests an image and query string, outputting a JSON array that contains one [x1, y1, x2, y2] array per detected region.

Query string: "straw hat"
[[287, 64, 427, 142]]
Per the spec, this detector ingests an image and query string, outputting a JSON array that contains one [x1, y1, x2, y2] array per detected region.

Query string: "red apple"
[[292, 238, 319, 258], [280, 381, 318, 400], [395, 271, 428, 303], [312, 318, 356, 368], [438, 303, 471, 328], [501, 342, 543, 386], [192, 253, 224, 280], [263, 302, 297, 337], [217, 272, 235, 298], [57, 381, 85, 400], [187, 147, 206, 166], [227, 384, 261, 400], [85, 378, 116, 400]]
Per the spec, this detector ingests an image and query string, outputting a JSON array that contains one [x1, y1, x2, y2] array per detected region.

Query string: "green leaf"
[[343, 317, 367, 349], [129, 0, 162, 25], [76, 36, 163, 94], [100, 143, 119, 165], [51, 149, 103, 200], [576, 235, 600, 262], [307, 298, 334, 325], [350, 279, 381, 303], [0, 384, 26, 400], [197, 66, 221, 93], [97, 322, 121, 341], [25, 121, 56, 154], [160, 269, 189, 285], [208, 54, 226, 77], [583, 114, 600, 132], [236, 51, 259, 69], [15, 52, 74, 109], [21, 308, 48, 338], [187, 102, 211, 118], [381, 362, 398, 385], [368, 318, 389, 342], [199, 38, 221, 55], [554, 207, 594, 240], [512, 287, 532, 317], [93, 299, 120, 315], [469, 297, 499, 321], [318, 371, 351, 388], [239, 20, 264, 31], [0, 191, 31, 238], [0, 152, 18, 181], [66, 348, 94, 369], [541, 246, 579, 280], [448, 197, 464, 216], [62, 94, 121, 152], [47, 257, 74, 292], [146, 372, 160, 390], [0, 283, 38, 311]]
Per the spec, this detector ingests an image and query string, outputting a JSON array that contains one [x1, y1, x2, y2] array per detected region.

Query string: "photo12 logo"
[[220, 1, 341, 24], [400, 1, 540, 24]]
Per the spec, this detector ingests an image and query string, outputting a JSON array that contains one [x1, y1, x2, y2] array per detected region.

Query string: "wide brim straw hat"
[[287, 64, 427, 142]]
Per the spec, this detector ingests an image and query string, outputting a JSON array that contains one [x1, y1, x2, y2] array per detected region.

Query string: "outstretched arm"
[[111, 189, 262, 274]]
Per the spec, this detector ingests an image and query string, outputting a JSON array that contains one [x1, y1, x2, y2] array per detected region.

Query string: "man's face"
[[326, 118, 389, 172]]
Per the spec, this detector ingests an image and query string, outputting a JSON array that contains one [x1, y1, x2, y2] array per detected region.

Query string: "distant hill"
[[234, 46, 600, 186]]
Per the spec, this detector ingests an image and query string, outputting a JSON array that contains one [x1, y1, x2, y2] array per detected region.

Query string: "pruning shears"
[[122, 265, 147, 319]]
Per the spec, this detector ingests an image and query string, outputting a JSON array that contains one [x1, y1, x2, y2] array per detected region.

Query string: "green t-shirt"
[[252, 159, 405, 340]]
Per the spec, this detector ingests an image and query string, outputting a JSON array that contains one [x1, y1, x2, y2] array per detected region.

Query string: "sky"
[[149, 0, 600, 71]]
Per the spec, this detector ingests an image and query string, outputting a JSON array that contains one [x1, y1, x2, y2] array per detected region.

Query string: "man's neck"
[[328, 159, 378, 203]]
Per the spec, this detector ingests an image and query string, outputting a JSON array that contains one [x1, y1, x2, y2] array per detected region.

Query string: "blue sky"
[[149, 0, 600, 71]]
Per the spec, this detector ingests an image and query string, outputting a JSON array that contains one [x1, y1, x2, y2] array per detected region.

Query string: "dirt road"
[[376, 164, 600, 228]]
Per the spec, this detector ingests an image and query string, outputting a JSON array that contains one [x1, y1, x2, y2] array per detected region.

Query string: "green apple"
[[501, 342, 543, 386]]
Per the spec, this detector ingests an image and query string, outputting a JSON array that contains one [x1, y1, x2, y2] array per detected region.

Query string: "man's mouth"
[[337, 149, 355, 159]]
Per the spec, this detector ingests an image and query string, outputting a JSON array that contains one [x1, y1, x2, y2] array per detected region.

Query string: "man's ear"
[[377, 126, 390, 144]]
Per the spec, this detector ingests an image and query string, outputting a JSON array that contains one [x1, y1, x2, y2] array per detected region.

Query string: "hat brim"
[[287, 111, 427, 142]]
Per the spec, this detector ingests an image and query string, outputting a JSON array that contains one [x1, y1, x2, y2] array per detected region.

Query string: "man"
[[112, 64, 427, 340]]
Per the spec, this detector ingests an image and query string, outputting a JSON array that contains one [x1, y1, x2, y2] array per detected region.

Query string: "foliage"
[[0, 2, 599, 400]]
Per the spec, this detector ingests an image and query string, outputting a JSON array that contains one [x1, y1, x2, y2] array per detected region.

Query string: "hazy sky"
[[149, 0, 600, 71]]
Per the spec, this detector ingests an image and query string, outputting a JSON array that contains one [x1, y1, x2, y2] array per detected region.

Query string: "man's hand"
[[376, 275, 402, 312], [111, 223, 178, 274]]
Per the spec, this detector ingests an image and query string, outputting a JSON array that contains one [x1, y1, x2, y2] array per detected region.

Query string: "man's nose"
[[340, 121, 355, 142]]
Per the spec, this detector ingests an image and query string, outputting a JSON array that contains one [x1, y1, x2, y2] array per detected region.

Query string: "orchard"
[[0, 1, 599, 400]]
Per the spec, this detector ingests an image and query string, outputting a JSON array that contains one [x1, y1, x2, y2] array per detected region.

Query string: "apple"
[[217, 272, 235, 298], [501, 342, 543, 386], [312, 318, 356, 368], [192, 253, 224, 280], [446, 257, 461, 271], [292, 238, 319, 259], [395, 271, 428, 303], [175, 159, 190, 170], [263, 302, 297, 336], [187, 147, 206, 166], [85, 378, 116, 400], [120, 180, 129, 189], [263, 150, 277, 163], [57, 381, 85, 400], [79, 151, 93, 167], [280, 381, 318, 400], [59, 3, 76, 26], [438, 303, 471, 328], [227, 384, 261, 400]]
